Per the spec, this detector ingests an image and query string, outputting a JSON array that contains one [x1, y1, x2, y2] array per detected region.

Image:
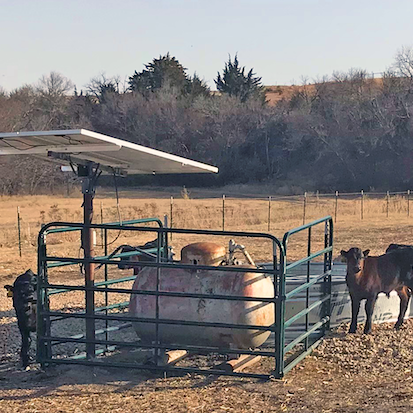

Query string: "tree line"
[[1, 50, 413, 195]]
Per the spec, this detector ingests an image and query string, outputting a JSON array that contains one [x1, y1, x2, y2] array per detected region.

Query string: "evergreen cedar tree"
[[215, 54, 265, 103], [128, 53, 209, 97]]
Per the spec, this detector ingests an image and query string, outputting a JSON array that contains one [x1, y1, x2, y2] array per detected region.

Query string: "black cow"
[[4, 269, 37, 368], [117, 239, 158, 275], [386, 243, 413, 253]]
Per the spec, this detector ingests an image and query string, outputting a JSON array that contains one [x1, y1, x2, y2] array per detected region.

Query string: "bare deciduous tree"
[[36, 71, 73, 97]]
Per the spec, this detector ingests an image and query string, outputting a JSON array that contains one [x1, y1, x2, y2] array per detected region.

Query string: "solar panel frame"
[[0, 129, 218, 175]]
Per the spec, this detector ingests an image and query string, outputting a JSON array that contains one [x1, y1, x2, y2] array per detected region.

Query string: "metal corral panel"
[[0, 129, 218, 175]]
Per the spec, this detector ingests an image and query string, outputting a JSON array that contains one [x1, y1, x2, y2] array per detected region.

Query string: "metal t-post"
[[82, 166, 95, 360]]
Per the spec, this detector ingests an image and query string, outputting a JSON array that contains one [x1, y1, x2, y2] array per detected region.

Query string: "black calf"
[[118, 239, 158, 274], [4, 269, 37, 367]]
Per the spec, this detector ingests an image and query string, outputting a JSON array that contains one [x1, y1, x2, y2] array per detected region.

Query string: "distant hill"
[[264, 85, 315, 105], [264, 78, 384, 105]]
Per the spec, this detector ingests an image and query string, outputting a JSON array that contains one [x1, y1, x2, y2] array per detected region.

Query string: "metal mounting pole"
[[82, 164, 96, 360]]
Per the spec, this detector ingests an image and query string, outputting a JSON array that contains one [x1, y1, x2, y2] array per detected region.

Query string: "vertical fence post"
[[305, 226, 311, 351], [27, 224, 31, 246], [222, 195, 225, 231], [17, 206, 22, 257], [386, 191, 390, 218], [361, 190, 364, 220], [66, 175, 70, 197], [170, 196, 173, 242], [316, 190, 319, 209], [104, 228, 108, 349], [408, 190, 410, 217], [302, 192, 307, 225], [100, 201, 104, 247], [268, 196, 271, 232], [334, 191, 338, 223], [275, 245, 286, 378]]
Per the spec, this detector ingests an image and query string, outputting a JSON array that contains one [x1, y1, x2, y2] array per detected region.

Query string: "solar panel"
[[0, 129, 218, 175]]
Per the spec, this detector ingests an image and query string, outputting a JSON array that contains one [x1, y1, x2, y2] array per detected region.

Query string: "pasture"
[[1, 189, 413, 412]]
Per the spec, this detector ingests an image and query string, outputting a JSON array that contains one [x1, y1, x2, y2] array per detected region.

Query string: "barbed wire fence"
[[10, 189, 413, 257]]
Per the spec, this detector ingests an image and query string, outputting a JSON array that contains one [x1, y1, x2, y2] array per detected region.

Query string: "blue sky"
[[1, 0, 412, 92]]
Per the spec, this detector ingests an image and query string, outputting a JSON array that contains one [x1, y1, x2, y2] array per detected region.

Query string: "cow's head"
[[117, 242, 157, 275], [118, 245, 141, 270], [341, 247, 370, 274], [4, 285, 13, 298]]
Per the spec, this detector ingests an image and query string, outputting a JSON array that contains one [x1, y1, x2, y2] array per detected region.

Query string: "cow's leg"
[[395, 287, 411, 330], [20, 330, 30, 368], [363, 295, 377, 334], [349, 294, 361, 333]]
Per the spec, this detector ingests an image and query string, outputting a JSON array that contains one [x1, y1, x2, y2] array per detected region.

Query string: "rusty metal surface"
[[129, 266, 274, 349]]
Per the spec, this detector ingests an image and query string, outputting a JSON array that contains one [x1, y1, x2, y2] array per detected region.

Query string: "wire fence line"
[[8, 189, 413, 257]]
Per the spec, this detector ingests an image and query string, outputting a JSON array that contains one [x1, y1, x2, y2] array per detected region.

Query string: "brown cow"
[[340, 247, 413, 334]]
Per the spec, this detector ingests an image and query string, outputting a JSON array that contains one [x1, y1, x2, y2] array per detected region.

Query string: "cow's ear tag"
[[7, 291, 13, 298]]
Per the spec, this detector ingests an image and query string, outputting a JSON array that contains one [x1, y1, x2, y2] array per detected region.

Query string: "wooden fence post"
[[386, 191, 390, 218], [268, 196, 271, 232], [222, 195, 225, 231], [100, 201, 104, 247], [334, 191, 339, 223], [17, 206, 22, 257], [361, 190, 364, 220], [27, 224, 31, 246], [408, 190, 410, 217], [170, 196, 173, 241], [303, 192, 307, 225]]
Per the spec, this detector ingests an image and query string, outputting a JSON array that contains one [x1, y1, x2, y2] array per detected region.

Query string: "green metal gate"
[[36, 216, 333, 379]]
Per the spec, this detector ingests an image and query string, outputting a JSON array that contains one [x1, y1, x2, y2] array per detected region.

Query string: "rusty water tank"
[[129, 242, 274, 349], [181, 241, 226, 266]]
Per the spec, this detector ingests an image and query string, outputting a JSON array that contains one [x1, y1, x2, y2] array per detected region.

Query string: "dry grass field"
[[1, 189, 413, 412]]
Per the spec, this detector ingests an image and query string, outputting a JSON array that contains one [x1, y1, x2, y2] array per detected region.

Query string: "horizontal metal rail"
[[39, 222, 284, 249], [44, 255, 277, 275], [285, 272, 331, 300], [48, 247, 164, 269], [44, 358, 273, 379], [50, 302, 129, 322], [43, 336, 277, 358], [42, 310, 275, 331], [44, 283, 277, 303], [47, 276, 137, 296], [51, 323, 132, 345], [71, 346, 117, 360], [284, 295, 330, 328], [283, 339, 323, 376], [285, 247, 332, 272], [284, 316, 330, 353], [45, 217, 163, 234]]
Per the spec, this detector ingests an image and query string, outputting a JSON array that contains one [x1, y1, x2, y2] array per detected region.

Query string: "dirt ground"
[[1, 321, 413, 412]]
